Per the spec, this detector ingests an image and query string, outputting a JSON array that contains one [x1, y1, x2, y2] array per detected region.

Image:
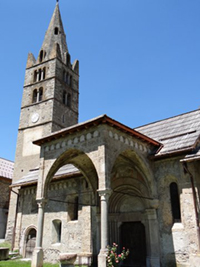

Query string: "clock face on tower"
[[31, 112, 40, 123]]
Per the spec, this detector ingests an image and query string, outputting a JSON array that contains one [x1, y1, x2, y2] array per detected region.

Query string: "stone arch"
[[22, 225, 37, 258], [109, 184, 147, 213], [110, 148, 155, 199], [108, 148, 160, 266], [43, 148, 99, 199]]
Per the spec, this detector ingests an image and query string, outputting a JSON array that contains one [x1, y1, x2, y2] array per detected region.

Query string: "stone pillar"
[[31, 198, 46, 267], [98, 189, 111, 267], [145, 208, 160, 267]]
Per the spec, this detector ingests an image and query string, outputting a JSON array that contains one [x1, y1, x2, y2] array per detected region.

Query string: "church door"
[[120, 222, 146, 267], [25, 228, 36, 258]]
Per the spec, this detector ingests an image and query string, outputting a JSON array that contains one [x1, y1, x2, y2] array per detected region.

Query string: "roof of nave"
[[11, 164, 80, 188], [136, 109, 200, 157], [0, 158, 14, 180]]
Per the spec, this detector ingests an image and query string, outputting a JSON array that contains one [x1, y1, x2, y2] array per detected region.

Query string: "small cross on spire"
[[56, 0, 59, 3]]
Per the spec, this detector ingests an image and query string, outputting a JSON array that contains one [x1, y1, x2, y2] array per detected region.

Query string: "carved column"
[[98, 189, 111, 267], [31, 198, 46, 267]]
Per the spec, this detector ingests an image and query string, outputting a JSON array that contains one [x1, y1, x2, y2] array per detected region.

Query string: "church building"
[[6, 2, 200, 267]]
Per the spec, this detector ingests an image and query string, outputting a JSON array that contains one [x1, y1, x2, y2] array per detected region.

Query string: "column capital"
[[36, 198, 47, 208], [97, 189, 112, 199], [149, 199, 159, 209], [145, 208, 157, 220]]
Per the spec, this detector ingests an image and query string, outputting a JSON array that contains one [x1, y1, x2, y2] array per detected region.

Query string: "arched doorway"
[[120, 222, 146, 267], [25, 228, 36, 258]]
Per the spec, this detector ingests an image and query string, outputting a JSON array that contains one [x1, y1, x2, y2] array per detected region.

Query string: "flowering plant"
[[106, 243, 129, 267]]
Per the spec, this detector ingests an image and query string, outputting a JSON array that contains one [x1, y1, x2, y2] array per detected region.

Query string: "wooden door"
[[120, 222, 146, 267]]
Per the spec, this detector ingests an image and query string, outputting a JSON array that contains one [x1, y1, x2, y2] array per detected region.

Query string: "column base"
[[31, 247, 43, 267], [98, 249, 107, 267]]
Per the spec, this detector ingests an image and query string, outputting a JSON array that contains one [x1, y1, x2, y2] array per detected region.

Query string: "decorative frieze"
[[43, 128, 150, 154], [44, 130, 99, 153], [24, 188, 36, 195], [108, 130, 149, 154]]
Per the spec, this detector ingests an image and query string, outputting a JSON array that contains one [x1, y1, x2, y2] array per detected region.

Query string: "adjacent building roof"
[[0, 158, 14, 180], [136, 109, 200, 157]]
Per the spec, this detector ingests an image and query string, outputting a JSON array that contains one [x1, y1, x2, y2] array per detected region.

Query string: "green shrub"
[[0, 241, 11, 250]]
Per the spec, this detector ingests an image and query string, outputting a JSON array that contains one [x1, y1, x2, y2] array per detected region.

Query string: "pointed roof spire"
[[39, 2, 68, 62]]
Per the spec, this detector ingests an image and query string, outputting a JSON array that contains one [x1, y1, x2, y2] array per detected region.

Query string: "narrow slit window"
[[32, 89, 37, 103], [63, 70, 66, 81], [52, 220, 62, 243], [34, 70, 37, 82], [39, 88, 43, 101], [170, 182, 181, 222], [38, 69, 42, 81], [67, 93, 71, 108], [73, 197, 79, 221], [39, 50, 43, 62], [43, 67, 46, 80], [63, 91, 67, 105], [68, 196, 79, 221], [65, 73, 69, 84], [62, 114, 65, 123], [54, 27, 59, 35]]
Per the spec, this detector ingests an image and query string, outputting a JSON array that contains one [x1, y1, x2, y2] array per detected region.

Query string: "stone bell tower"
[[14, 2, 79, 182], [6, 2, 79, 241]]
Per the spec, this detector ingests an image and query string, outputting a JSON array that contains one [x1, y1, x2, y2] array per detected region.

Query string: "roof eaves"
[[33, 115, 161, 147], [151, 146, 194, 160]]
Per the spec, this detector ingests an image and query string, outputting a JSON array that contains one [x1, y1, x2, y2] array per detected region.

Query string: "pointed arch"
[[110, 148, 155, 198], [43, 148, 99, 199]]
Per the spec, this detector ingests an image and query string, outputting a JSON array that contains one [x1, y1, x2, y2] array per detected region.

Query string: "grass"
[[0, 260, 59, 267]]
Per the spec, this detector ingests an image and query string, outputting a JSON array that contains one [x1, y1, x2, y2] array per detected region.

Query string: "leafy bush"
[[106, 243, 129, 267], [0, 241, 11, 250]]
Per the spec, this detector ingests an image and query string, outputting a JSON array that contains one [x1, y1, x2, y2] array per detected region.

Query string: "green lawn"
[[0, 260, 59, 267]]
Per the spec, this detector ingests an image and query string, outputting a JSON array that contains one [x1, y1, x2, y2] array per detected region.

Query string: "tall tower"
[[6, 2, 79, 242], [15, 2, 79, 181]]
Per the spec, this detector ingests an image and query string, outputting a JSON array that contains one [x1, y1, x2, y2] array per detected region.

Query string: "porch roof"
[[33, 114, 161, 147]]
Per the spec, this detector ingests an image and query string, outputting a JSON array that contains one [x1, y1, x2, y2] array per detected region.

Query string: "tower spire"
[[38, 2, 68, 62]]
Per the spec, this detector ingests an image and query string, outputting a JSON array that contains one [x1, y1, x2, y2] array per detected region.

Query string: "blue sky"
[[1, 0, 200, 161]]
